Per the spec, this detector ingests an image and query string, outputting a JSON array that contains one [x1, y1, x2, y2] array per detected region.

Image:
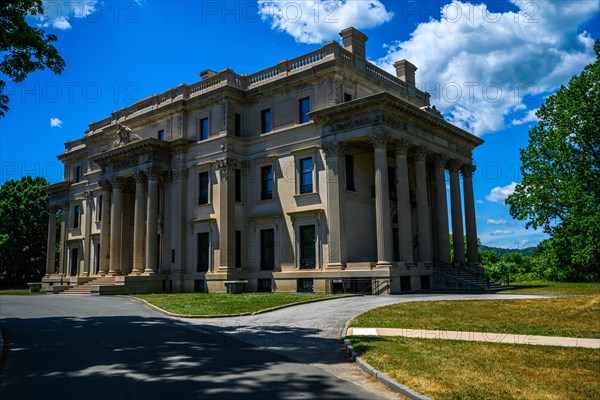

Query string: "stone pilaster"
[[98, 180, 111, 276], [144, 169, 162, 275], [169, 168, 188, 277], [322, 142, 346, 269], [58, 201, 69, 276], [369, 133, 393, 267], [108, 177, 125, 276], [131, 171, 146, 275], [394, 140, 414, 265], [434, 155, 451, 263], [216, 159, 236, 272], [462, 164, 479, 265], [45, 206, 58, 276], [414, 147, 432, 263], [449, 161, 465, 263]]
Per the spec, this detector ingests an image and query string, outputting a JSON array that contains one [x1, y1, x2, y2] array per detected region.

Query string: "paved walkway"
[[347, 327, 600, 349]]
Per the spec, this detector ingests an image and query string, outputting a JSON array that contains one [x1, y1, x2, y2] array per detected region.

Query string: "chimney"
[[339, 27, 368, 59], [393, 60, 417, 86], [199, 69, 217, 80]]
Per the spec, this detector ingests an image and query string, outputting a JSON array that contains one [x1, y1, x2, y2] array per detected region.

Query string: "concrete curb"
[[126, 294, 358, 319], [342, 319, 433, 400]]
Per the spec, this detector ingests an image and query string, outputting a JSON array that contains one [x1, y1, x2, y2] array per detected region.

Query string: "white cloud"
[[486, 182, 517, 204], [476, 199, 484, 204], [490, 229, 514, 236], [50, 117, 64, 128], [36, 1, 99, 31], [376, 0, 599, 136], [511, 108, 539, 126], [258, 0, 393, 44], [487, 218, 507, 225]]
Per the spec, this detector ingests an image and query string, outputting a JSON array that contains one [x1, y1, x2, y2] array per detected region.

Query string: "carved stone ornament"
[[434, 154, 449, 169], [215, 158, 237, 177], [321, 142, 346, 159], [133, 170, 147, 183], [113, 123, 142, 147], [461, 163, 476, 177], [171, 168, 189, 181], [393, 139, 410, 156], [414, 146, 428, 162], [368, 132, 389, 150], [146, 168, 164, 182]]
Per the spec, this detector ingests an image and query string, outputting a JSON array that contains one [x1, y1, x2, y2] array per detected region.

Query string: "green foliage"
[[0, 0, 66, 116], [506, 40, 600, 282], [0, 176, 52, 285]]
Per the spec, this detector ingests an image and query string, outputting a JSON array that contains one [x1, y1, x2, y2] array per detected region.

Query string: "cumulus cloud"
[[490, 229, 514, 236], [376, 0, 599, 136], [512, 108, 539, 126], [476, 199, 484, 204], [487, 218, 507, 225], [36, 0, 99, 30], [50, 117, 64, 128], [486, 182, 517, 204], [258, 0, 393, 44]]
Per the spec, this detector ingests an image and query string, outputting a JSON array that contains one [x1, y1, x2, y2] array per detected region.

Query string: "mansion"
[[43, 27, 487, 295]]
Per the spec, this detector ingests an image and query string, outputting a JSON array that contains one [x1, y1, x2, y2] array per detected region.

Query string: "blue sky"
[[1, 0, 598, 249]]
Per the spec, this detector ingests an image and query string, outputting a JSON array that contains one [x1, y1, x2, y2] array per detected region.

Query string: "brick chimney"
[[393, 60, 417, 86], [339, 27, 368, 59]]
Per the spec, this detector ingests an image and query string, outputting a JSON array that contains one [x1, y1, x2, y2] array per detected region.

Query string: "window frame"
[[196, 231, 210, 273], [345, 154, 355, 191], [260, 228, 275, 271], [260, 165, 273, 200], [158, 129, 165, 140], [299, 97, 311, 123], [72, 204, 81, 229], [197, 170, 211, 205], [199, 117, 209, 141], [299, 157, 314, 194], [261, 108, 272, 134]]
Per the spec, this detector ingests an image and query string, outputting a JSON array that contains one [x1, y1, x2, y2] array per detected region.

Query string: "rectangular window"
[[300, 157, 313, 194], [75, 166, 81, 183], [73, 205, 81, 229], [199, 117, 209, 141], [97, 195, 103, 221], [198, 172, 209, 205], [194, 279, 205, 292], [299, 225, 316, 269], [297, 278, 314, 293], [257, 279, 272, 292], [344, 93, 353, 102], [197, 232, 210, 272], [158, 129, 165, 140], [235, 169, 242, 202], [70, 248, 79, 276], [260, 229, 275, 270], [299, 97, 311, 123], [234, 113, 241, 136], [261, 109, 271, 133], [235, 230, 242, 269], [392, 227, 400, 262], [95, 243, 100, 274], [345, 155, 355, 191], [261, 165, 273, 200]]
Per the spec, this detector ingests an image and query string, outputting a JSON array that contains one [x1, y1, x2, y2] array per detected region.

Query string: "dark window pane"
[[73, 205, 80, 229], [345, 155, 355, 191], [235, 169, 242, 202], [300, 157, 313, 194], [344, 93, 353, 102], [98, 195, 103, 221], [200, 118, 209, 140], [261, 165, 273, 200], [235, 231, 242, 269], [260, 229, 275, 270], [75, 166, 81, 183], [198, 172, 209, 204], [261, 109, 271, 133], [197, 232, 210, 272], [299, 225, 316, 269], [234, 113, 241, 136], [297, 278, 314, 292], [158, 130, 165, 140], [299, 97, 310, 123]]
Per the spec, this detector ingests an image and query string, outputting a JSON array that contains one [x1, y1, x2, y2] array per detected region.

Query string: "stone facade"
[[43, 27, 483, 294]]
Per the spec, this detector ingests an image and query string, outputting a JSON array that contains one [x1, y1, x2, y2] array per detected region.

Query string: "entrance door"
[[70, 248, 79, 276], [299, 225, 316, 269]]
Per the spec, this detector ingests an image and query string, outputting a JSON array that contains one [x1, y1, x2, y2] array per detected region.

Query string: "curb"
[[342, 319, 432, 400], [127, 294, 358, 319], [0, 328, 4, 362]]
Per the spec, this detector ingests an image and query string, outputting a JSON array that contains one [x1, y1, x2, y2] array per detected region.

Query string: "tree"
[[0, 0, 65, 116], [0, 176, 52, 286], [506, 40, 600, 281]]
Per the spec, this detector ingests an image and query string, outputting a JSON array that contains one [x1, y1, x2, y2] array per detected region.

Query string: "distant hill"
[[480, 245, 537, 257]]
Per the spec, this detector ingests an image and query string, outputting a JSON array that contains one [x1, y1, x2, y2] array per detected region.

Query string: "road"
[[0, 293, 544, 399]]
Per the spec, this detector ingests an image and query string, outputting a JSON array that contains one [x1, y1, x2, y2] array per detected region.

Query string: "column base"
[[376, 261, 393, 268], [324, 263, 345, 270], [142, 270, 158, 276], [129, 270, 143, 276], [107, 271, 122, 277]]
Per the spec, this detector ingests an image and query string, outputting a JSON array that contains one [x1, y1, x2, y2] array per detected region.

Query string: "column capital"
[[368, 132, 389, 150], [98, 179, 112, 191], [110, 176, 128, 189], [414, 146, 428, 162], [434, 154, 449, 169], [448, 160, 463, 173], [133, 170, 147, 183], [393, 139, 410, 156], [171, 168, 189, 181], [215, 158, 237, 177], [145, 168, 164, 182], [461, 163, 476, 177], [321, 142, 346, 159]]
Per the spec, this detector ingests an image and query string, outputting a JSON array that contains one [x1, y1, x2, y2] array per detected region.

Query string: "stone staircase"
[[432, 260, 507, 291], [61, 276, 117, 295]]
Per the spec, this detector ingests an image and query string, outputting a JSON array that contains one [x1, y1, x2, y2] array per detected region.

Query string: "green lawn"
[[500, 280, 600, 295], [133, 292, 349, 316], [350, 295, 600, 338], [350, 336, 600, 400], [0, 288, 45, 295]]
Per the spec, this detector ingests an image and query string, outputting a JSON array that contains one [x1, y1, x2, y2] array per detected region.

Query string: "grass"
[[132, 292, 349, 315], [499, 280, 600, 295], [350, 295, 600, 338], [349, 336, 600, 400], [0, 287, 45, 295]]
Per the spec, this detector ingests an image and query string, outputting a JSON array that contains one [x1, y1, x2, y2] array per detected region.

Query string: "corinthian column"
[[462, 164, 479, 265], [108, 178, 124, 276], [216, 159, 236, 271], [98, 180, 111, 275], [369, 133, 393, 267], [449, 161, 465, 263], [414, 148, 432, 263], [144, 169, 161, 275], [434, 155, 451, 263], [394, 141, 414, 265], [45, 206, 57, 276], [322, 142, 346, 269], [131, 171, 147, 275]]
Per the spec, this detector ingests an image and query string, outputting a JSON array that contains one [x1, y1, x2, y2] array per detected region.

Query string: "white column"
[[415, 148, 432, 263], [58, 202, 68, 276], [369, 133, 393, 267], [108, 178, 124, 276], [45, 206, 57, 276], [98, 182, 111, 276], [434, 155, 451, 263], [144, 170, 161, 275], [82, 192, 93, 276], [394, 141, 414, 265], [462, 164, 479, 265], [169, 168, 188, 276], [131, 171, 146, 275], [322, 142, 346, 269], [449, 161, 465, 263], [216, 159, 236, 271]]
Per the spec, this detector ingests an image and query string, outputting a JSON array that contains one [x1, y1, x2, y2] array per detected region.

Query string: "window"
[[158, 129, 165, 140], [198, 172, 209, 205], [194, 280, 205, 292], [299, 97, 310, 123], [234, 113, 241, 137], [197, 232, 210, 272], [74, 166, 81, 183], [97, 195, 103, 221], [345, 155, 355, 191], [257, 279, 272, 292], [297, 278, 314, 293], [95, 244, 100, 274], [235, 231, 242, 269], [70, 248, 79, 276], [344, 93, 353, 102], [392, 227, 400, 262], [261, 165, 273, 200], [299, 225, 316, 269], [261, 109, 271, 133], [260, 229, 275, 270], [73, 205, 81, 229], [235, 169, 242, 202], [199, 118, 209, 140], [300, 157, 313, 194]]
